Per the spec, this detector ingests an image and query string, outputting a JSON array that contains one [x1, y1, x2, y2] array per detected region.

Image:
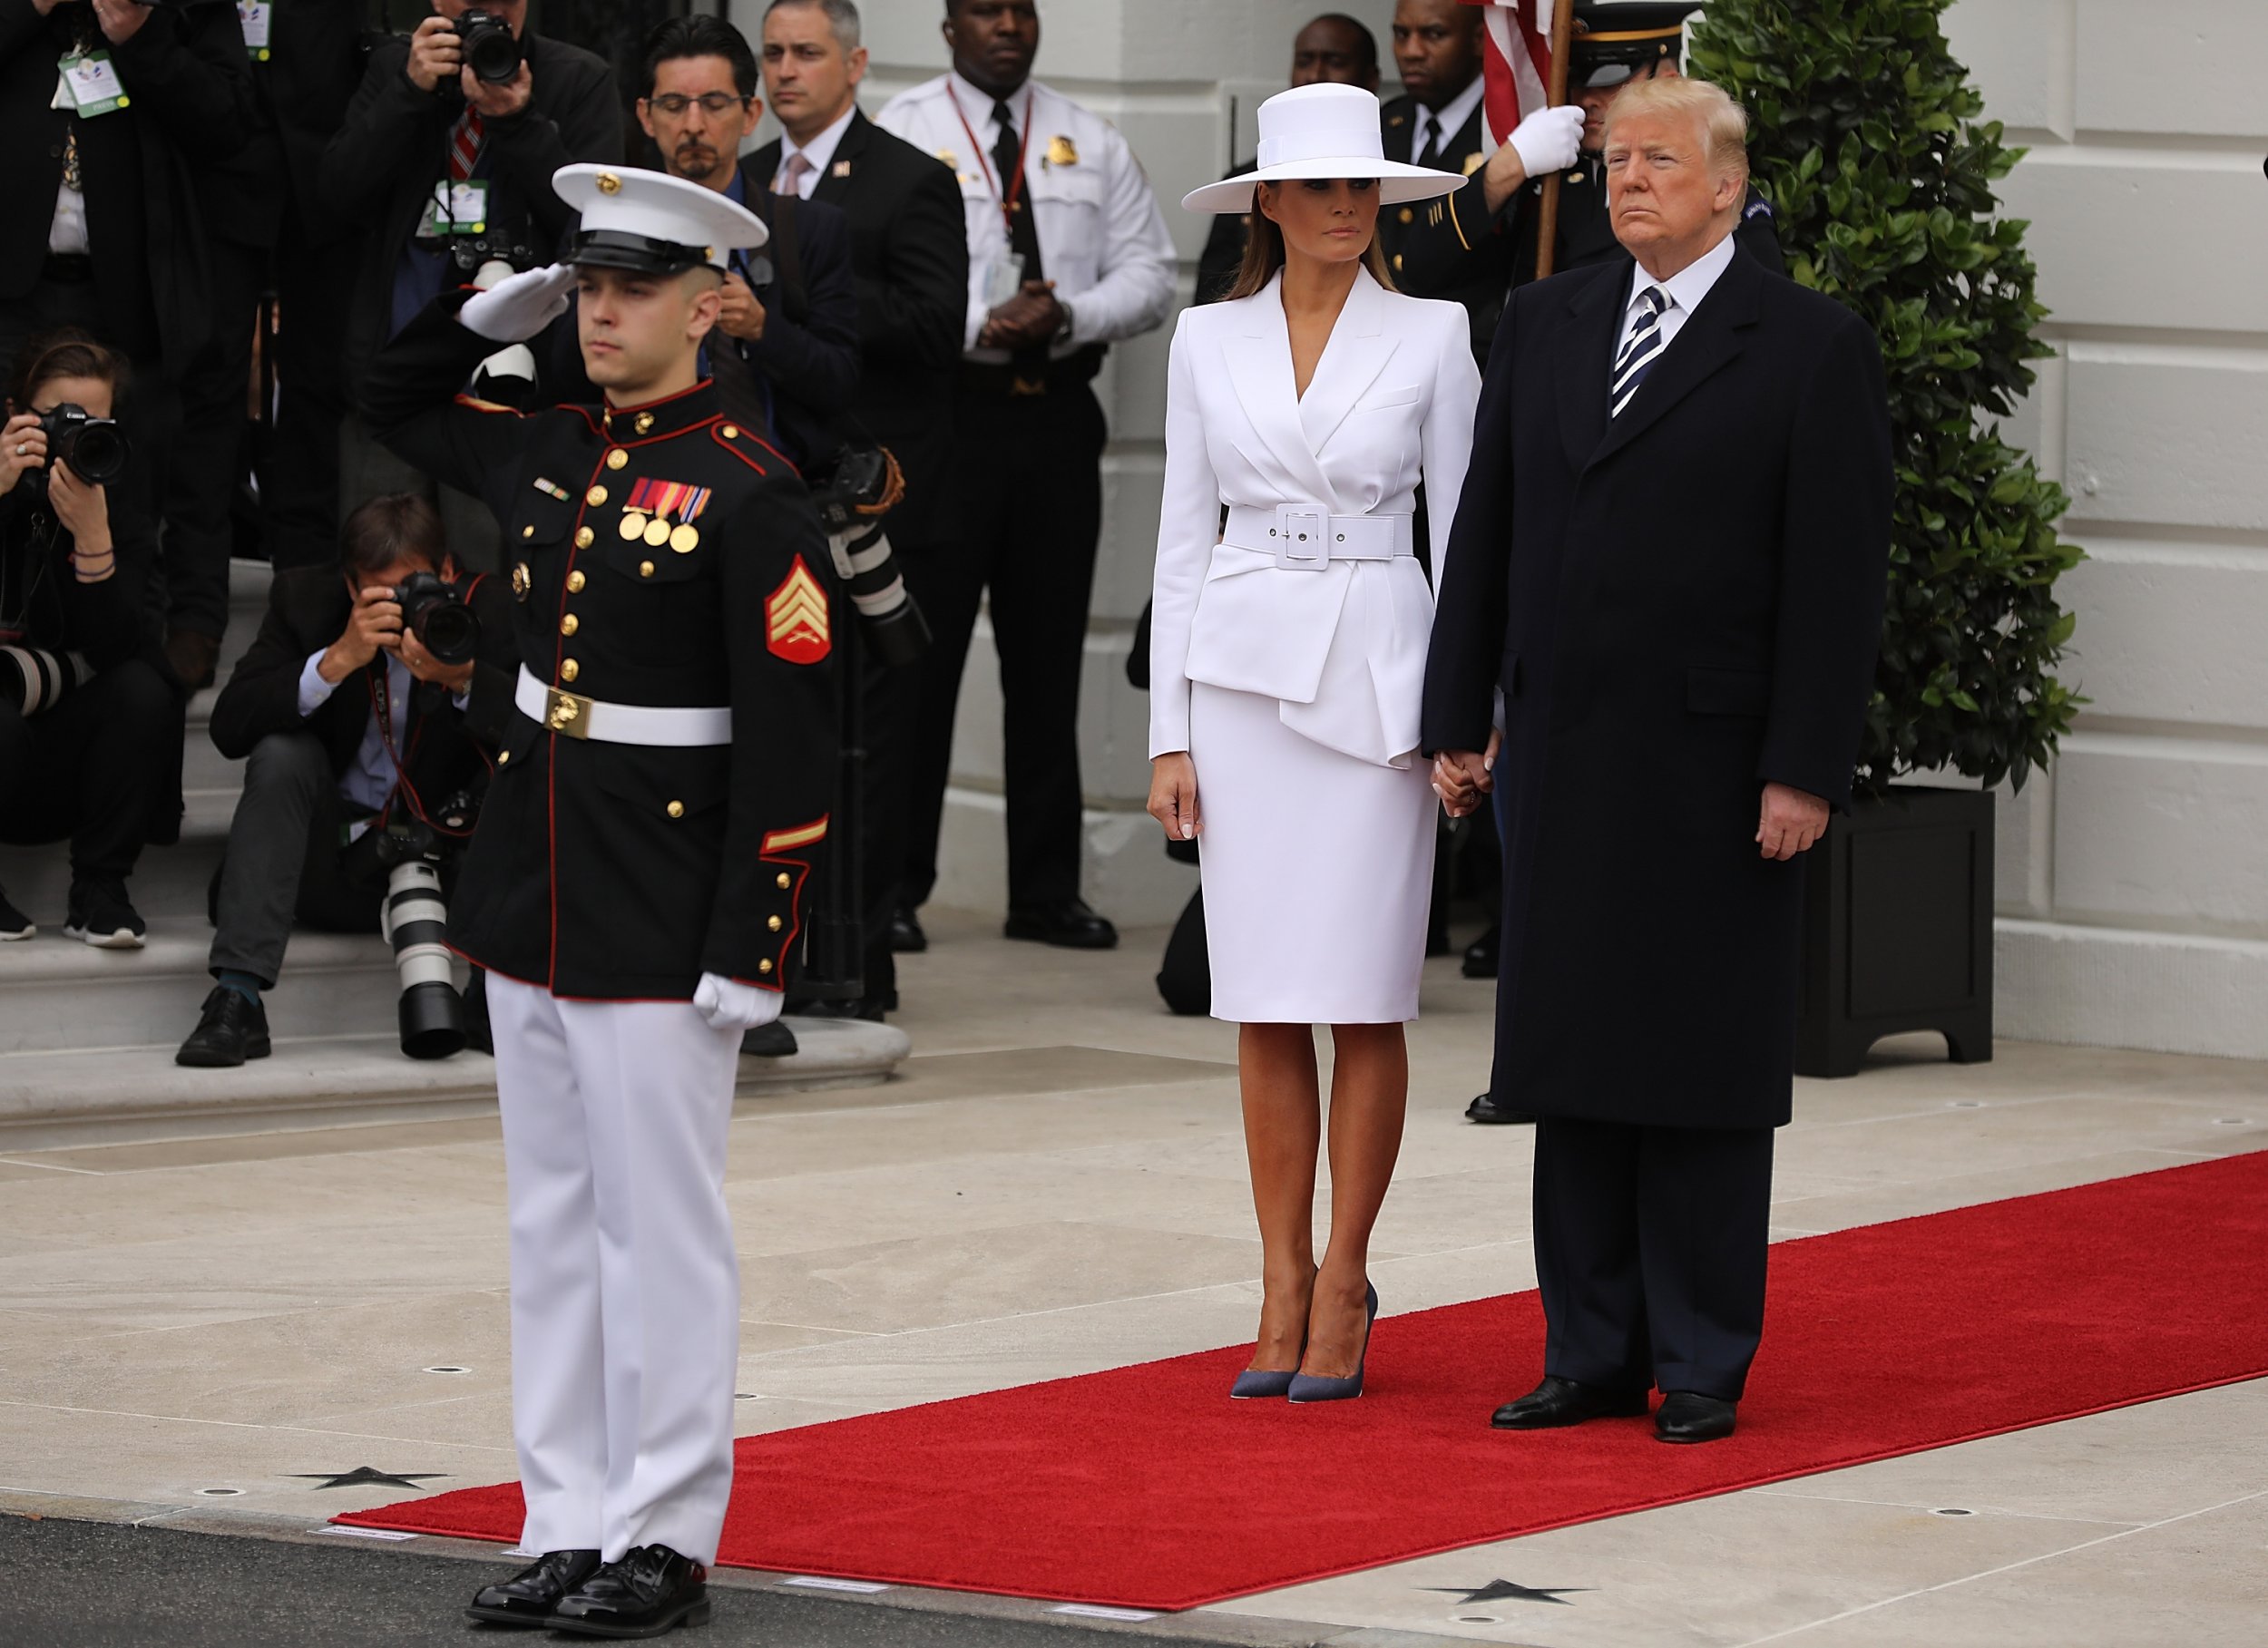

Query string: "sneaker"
[[176, 986, 271, 1068], [0, 885, 32, 941], [63, 879, 146, 949]]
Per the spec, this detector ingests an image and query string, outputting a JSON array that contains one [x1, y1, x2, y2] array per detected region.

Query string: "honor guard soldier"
[[1398, 2, 1784, 336], [877, 0, 1175, 955], [360, 164, 839, 1639]]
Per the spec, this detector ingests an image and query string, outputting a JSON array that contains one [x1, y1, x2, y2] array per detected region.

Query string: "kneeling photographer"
[[0, 331, 180, 948], [180, 493, 517, 1068]]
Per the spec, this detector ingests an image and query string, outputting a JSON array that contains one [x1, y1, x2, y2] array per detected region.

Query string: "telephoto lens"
[[455, 8, 523, 83], [807, 444, 931, 668], [376, 825, 467, 1060]]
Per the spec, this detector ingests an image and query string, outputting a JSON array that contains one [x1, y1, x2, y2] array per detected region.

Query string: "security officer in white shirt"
[[877, 0, 1175, 953]]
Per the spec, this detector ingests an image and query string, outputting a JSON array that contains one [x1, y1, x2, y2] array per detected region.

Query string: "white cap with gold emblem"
[[553, 163, 767, 274]]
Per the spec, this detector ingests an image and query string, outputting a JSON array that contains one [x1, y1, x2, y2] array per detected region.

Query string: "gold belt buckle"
[[544, 686, 593, 739], [1010, 374, 1048, 396]]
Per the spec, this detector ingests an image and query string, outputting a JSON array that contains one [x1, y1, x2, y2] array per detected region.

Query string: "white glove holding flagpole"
[[1506, 102, 1586, 181], [459, 262, 579, 344], [693, 971, 784, 1032]]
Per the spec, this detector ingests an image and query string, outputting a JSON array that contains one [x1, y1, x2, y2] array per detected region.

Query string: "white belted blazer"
[[1148, 268, 1481, 767]]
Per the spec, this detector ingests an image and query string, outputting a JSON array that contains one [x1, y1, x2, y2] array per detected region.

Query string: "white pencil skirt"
[[1188, 682, 1438, 1025]]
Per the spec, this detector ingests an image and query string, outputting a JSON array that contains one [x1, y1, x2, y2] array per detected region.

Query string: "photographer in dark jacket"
[[323, 0, 620, 571], [178, 492, 518, 1068], [0, 331, 180, 949]]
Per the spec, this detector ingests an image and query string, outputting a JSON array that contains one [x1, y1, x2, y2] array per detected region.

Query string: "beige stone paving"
[[0, 906, 2262, 1645]]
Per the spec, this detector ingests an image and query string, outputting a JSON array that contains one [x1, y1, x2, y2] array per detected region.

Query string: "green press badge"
[[59, 52, 129, 118], [417, 180, 491, 238], [240, 2, 273, 62]]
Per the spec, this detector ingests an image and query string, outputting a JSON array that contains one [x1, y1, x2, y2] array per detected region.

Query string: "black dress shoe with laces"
[[63, 878, 145, 949], [889, 906, 928, 953], [1491, 1374, 1651, 1430], [176, 986, 271, 1068], [1656, 1390, 1737, 1443], [1003, 898, 1119, 950], [1464, 1091, 1535, 1126], [550, 1544, 710, 1638], [464, 1547, 602, 1627], [1461, 922, 1501, 979]]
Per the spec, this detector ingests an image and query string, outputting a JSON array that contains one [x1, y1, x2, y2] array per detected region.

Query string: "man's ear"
[[636, 97, 657, 141], [686, 278, 724, 344], [847, 45, 869, 87]]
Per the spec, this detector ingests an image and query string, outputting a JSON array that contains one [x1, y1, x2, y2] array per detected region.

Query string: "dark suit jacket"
[[0, 0, 255, 371], [738, 161, 861, 471], [321, 29, 621, 391], [1421, 248, 1892, 1130], [197, 0, 371, 252], [210, 567, 520, 825], [746, 111, 967, 545], [1376, 90, 1500, 356]]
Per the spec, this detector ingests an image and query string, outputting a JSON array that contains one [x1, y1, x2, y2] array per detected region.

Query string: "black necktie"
[[992, 98, 1045, 282], [1415, 112, 1442, 171]]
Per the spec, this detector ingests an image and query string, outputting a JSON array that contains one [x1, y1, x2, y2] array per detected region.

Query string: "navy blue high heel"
[[1231, 1267, 1316, 1399], [1286, 1281, 1378, 1403]]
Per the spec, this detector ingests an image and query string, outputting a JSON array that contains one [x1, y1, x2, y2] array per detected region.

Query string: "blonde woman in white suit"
[[1148, 84, 1480, 1402]]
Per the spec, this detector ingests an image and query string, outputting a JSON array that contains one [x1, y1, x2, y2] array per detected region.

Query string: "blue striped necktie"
[[1610, 285, 1671, 418]]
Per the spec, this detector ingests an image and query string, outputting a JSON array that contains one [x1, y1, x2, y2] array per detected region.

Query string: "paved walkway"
[[3, 911, 2263, 1645]]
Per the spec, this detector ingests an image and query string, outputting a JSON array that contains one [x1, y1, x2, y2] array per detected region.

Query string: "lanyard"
[[953, 86, 1037, 235]]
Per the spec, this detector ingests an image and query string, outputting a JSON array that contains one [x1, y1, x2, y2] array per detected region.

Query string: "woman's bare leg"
[[1302, 1021, 1408, 1378], [1239, 1021, 1322, 1371]]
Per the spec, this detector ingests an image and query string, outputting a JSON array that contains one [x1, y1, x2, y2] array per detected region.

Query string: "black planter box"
[[1796, 786, 1995, 1078]]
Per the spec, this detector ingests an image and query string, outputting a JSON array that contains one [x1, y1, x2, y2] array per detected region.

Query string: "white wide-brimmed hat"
[[1182, 83, 1467, 215]]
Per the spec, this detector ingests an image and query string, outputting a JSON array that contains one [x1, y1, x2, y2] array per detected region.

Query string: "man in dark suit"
[[1422, 75, 1892, 1443], [180, 493, 518, 1068], [322, 0, 621, 571], [753, 0, 968, 1015]]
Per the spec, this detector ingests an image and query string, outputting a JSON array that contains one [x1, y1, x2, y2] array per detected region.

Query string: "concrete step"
[[0, 787, 237, 926]]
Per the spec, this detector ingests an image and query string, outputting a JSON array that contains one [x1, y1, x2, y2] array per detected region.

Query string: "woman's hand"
[[2, 414, 46, 494], [48, 461, 112, 551], [1148, 752, 1201, 842], [1432, 730, 1500, 818]]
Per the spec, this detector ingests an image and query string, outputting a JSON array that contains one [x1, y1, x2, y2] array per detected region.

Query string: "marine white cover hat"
[[1181, 83, 1467, 215], [553, 162, 767, 272]]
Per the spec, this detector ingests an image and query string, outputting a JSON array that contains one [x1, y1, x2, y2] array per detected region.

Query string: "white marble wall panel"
[[2073, 0, 2268, 136], [2050, 735, 2268, 932], [2059, 543, 2268, 730]]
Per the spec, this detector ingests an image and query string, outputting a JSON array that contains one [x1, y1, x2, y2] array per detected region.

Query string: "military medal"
[[619, 512, 648, 541], [622, 478, 713, 555], [643, 516, 672, 548], [670, 523, 699, 553]]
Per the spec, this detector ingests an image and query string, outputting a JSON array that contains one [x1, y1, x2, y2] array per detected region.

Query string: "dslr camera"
[[372, 790, 480, 1060], [391, 570, 481, 667], [805, 444, 930, 668], [454, 8, 523, 84], [14, 404, 130, 499]]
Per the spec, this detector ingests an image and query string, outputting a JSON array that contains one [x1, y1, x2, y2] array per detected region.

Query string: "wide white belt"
[[515, 666, 731, 746], [1223, 504, 1414, 571]]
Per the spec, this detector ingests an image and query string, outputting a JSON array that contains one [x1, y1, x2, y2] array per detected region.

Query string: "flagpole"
[[1533, 0, 1577, 278]]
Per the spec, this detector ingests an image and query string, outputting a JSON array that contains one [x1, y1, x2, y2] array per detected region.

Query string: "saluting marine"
[[359, 164, 838, 1639]]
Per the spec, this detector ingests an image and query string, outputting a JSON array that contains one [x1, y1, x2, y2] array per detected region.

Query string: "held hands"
[[980, 279, 1063, 351], [1757, 782, 1831, 861], [459, 262, 578, 343], [1432, 731, 1500, 818], [693, 972, 783, 1032], [0, 414, 45, 494], [717, 273, 767, 343], [1148, 753, 1200, 842]]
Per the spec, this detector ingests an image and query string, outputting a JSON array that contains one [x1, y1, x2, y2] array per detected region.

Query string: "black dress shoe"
[[1656, 1390, 1737, 1443], [740, 1020, 798, 1058], [464, 1547, 601, 1627], [1491, 1374, 1650, 1430], [889, 907, 928, 953], [550, 1545, 709, 1639], [1461, 923, 1501, 979], [175, 986, 271, 1068], [1003, 899, 1118, 950], [1464, 1091, 1535, 1126]]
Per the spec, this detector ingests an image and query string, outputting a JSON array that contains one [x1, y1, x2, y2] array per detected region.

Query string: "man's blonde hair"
[[1604, 73, 1751, 185]]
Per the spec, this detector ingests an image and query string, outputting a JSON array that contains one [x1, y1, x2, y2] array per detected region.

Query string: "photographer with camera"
[[177, 492, 517, 1068], [323, 0, 619, 572], [0, 330, 179, 948]]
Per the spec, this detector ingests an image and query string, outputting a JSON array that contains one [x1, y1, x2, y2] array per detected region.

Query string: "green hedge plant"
[[1690, 0, 2083, 794]]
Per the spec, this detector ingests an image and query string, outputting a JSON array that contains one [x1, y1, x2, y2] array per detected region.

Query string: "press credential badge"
[[58, 51, 129, 118], [240, 2, 273, 61]]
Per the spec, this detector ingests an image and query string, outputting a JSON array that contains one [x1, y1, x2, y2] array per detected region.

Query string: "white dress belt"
[[1223, 504, 1414, 571], [515, 665, 732, 746]]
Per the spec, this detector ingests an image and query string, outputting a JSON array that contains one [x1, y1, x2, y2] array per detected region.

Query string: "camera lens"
[[64, 422, 129, 486], [461, 16, 522, 83], [414, 600, 482, 667]]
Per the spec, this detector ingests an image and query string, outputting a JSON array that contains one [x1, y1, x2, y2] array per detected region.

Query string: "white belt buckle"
[[1272, 506, 1328, 570]]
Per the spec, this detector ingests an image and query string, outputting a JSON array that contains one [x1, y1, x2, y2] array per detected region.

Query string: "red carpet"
[[340, 1151, 2268, 1609]]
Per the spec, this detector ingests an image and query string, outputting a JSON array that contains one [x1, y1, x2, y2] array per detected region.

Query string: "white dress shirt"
[[297, 651, 470, 837], [1618, 229, 1738, 363], [774, 103, 856, 199], [1409, 72, 1488, 170]]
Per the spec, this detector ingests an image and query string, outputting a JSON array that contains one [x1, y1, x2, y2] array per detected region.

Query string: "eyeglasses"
[[647, 93, 751, 116]]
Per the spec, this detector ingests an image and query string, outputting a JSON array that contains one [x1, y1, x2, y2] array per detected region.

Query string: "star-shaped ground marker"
[[288, 1467, 447, 1491], [1423, 1578, 1591, 1606]]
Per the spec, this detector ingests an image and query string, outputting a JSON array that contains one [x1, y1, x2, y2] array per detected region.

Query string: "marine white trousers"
[[488, 973, 744, 1565]]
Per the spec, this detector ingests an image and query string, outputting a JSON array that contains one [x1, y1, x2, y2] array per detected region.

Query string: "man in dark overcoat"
[[1422, 73, 1892, 1443]]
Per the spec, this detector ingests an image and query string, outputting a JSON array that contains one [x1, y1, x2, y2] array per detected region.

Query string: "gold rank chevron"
[[766, 556, 831, 662]]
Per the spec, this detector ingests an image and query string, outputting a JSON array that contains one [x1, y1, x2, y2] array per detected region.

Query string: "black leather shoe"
[[550, 1545, 710, 1638], [1656, 1390, 1737, 1443], [1461, 923, 1501, 979], [1003, 899, 1119, 950], [1465, 1091, 1535, 1126], [1491, 1374, 1650, 1430], [175, 986, 272, 1068], [889, 907, 927, 953], [464, 1547, 601, 1627], [740, 1020, 798, 1058]]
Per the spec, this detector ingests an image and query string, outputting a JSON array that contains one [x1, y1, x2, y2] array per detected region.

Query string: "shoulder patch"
[[1745, 194, 1775, 221], [766, 556, 831, 665]]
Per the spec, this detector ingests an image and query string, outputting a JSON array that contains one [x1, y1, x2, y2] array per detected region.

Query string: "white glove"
[[693, 971, 783, 1032], [1507, 103, 1587, 182], [458, 262, 579, 344]]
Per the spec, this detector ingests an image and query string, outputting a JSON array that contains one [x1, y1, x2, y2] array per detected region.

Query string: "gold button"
[[666, 800, 685, 819], [561, 658, 579, 682], [522, 524, 535, 539], [497, 749, 510, 765], [561, 613, 579, 636], [566, 570, 586, 592], [1393, 253, 1404, 272], [634, 412, 654, 434], [775, 872, 791, 890], [767, 915, 782, 932], [758, 960, 774, 974], [640, 560, 655, 578], [1398, 206, 1413, 224], [720, 424, 739, 439], [574, 527, 594, 549], [605, 449, 628, 470], [585, 485, 607, 506]]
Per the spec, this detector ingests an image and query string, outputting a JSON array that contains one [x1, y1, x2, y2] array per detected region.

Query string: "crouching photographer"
[[0, 332, 180, 948], [178, 493, 518, 1068]]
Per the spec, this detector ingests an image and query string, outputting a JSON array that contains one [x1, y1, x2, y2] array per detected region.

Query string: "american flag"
[[1461, 0, 1558, 151]]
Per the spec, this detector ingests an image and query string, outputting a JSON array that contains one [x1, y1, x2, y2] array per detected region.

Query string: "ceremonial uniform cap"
[[553, 163, 768, 274], [1571, 3, 1703, 90]]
